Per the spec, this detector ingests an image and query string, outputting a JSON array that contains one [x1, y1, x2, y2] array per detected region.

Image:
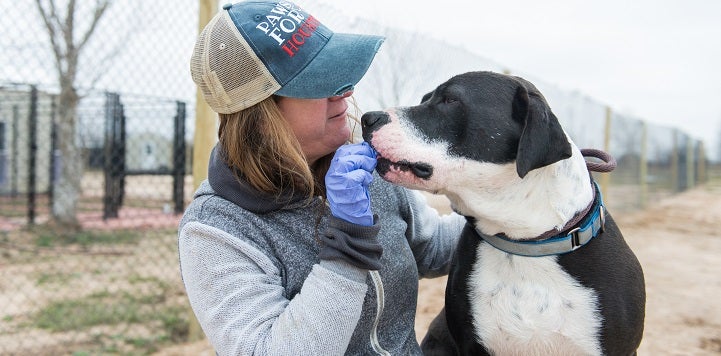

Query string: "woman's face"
[[276, 91, 353, 165]]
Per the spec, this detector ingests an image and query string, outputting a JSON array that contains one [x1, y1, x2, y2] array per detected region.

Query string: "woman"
[[179, 1, 465, 355]]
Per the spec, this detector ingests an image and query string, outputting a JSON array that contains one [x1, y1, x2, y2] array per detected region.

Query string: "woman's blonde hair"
[[217, 95, 361, 202]]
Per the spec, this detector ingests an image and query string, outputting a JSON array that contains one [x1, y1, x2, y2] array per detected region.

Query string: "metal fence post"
[[11, 105, 19, 196], [173, 101, 186, 214], [104, 92, 116, 219], [0, 121, 5, 188], [104, 92, 126, 219], [49, 96, 57, 209], [27, 86, 38, 225]]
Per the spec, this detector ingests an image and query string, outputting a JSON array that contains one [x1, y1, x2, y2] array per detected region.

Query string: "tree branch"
[[77, 0, 111, 51], [34, 0, 64, 77], [86, 42, 123, 88], [37, 0, 122, 92], [64, 0, 74, 53]]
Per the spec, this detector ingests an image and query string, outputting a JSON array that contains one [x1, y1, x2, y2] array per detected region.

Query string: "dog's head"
[[361, 71, 572, 193]]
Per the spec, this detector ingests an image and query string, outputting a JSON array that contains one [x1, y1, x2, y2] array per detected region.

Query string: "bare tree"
[[35, 0, 111, 231]]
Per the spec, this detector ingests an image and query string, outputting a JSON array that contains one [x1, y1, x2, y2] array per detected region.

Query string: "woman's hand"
[[325, 142, 377, 226]]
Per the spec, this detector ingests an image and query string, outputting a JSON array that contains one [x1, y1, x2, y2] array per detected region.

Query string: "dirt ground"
[[156, 185, 721, 356]]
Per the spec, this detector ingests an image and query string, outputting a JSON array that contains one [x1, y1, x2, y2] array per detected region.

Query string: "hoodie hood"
[[206, 145, 310, 213]]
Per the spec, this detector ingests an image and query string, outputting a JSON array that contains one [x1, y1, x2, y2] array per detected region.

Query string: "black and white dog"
[[361, 71, 645, 355]]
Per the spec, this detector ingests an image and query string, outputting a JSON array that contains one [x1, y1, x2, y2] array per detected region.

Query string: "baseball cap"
[[191, 0, 385, 114]]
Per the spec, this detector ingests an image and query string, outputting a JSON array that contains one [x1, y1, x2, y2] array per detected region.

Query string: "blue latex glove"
[[325, 142, 377, 226]]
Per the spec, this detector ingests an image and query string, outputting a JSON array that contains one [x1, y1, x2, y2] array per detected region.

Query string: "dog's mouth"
[[376, 156, 434, 179], [366, 134, 434, 181]]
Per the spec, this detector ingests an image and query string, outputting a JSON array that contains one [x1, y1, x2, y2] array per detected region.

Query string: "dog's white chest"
[[468, 243, 603, 355]]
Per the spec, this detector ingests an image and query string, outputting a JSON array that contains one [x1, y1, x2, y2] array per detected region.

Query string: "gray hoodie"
[[178, 146, 464, 355]]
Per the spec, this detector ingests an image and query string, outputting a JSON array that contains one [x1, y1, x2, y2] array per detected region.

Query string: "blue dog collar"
[[475, 181, 606, 257]]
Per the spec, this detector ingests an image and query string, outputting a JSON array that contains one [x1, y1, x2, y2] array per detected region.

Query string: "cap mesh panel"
[[190, 13, 280, 114]]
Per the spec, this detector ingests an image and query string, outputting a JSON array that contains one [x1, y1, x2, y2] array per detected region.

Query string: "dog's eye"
[[443, 97, 458, 104]]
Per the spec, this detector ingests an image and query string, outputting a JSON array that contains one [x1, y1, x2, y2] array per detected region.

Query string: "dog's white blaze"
[[369, 109, 461, 191], [469, 244, 603, 355]]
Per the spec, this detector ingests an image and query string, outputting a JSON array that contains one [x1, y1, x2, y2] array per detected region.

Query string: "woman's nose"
[[330, 89, 354, 101]]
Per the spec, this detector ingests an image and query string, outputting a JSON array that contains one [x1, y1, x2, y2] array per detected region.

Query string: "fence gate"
[[102, 92, 187, 219]]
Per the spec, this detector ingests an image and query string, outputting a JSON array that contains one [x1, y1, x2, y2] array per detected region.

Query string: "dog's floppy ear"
[[420, 91, 433, 104], [513, 81, 572, 178]]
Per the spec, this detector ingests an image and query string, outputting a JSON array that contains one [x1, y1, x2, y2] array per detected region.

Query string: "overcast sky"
[[313, 0, 721, 156]]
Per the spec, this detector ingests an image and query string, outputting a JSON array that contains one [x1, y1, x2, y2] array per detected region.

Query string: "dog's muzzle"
[[360, 111, 434, 179]]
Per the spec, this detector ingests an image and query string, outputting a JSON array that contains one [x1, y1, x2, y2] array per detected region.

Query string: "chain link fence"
[[533, 85, 714, 213], [1, 1, 198, 354], [0, 0, 718, 355], [0, 85, 194, 354]]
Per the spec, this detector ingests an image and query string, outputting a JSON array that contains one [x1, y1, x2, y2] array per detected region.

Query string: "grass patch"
[[33, 290, 189, 355], [33, 228, 141, 248], [34, 292, 143, 331], [36, 271, 82, 286]]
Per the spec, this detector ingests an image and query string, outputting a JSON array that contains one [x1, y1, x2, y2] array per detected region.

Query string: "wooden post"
[[697, 141, 706, 185], [601, 106, 612, 198], [671, 130, 679, 192], [187, 0, 218, 344], [193, 0, 219, 190], [639, 121, 648, 208], [686, 137, 695, 189]]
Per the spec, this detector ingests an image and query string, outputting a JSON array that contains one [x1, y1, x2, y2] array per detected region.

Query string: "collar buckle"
[[568, 227, 582, 250]]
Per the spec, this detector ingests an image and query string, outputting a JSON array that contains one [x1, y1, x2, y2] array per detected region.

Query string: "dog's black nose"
[[361, 111, 390, 143], [361, 111, 390, 131]]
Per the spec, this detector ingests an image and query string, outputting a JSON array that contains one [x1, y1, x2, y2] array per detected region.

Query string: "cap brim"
[[275, 33, 384, 99]]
